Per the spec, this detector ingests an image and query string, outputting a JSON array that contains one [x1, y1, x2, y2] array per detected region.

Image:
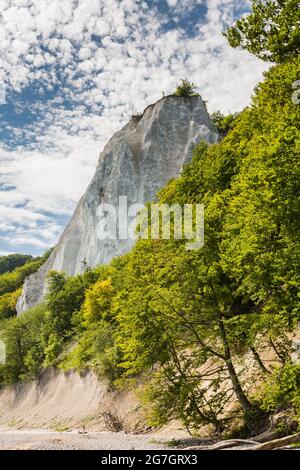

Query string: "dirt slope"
[[0, 367, 142, 432]]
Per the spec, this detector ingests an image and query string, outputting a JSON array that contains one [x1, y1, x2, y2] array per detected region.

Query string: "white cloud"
[[33, 55, 46, 68], [0, 0, 269, 253]]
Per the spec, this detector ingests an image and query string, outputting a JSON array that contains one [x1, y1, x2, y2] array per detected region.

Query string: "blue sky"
[[0, 0, 269, 256]]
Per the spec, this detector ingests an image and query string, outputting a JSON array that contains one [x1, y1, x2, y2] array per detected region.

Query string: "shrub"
[[257, 364, 300, 429], [211, 111, 240, 137], [173, 79, 198, 97], [0, 288, 22, 320]]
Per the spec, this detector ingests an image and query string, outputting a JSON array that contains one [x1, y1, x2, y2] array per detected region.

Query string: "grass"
[[51, 420, 71, 433]]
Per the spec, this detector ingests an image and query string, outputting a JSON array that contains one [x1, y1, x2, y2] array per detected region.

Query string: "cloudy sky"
[[0, 0, 269, 256]]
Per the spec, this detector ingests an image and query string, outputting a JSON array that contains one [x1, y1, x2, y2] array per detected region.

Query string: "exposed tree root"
[[184, 439, 258, 450], [250, 429, 282, 443], [184, 432, 300, 450], [248, 432, 300, 450]]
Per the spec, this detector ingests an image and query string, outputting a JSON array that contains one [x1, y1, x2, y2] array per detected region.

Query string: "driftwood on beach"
[[184, 431, 300, 451]]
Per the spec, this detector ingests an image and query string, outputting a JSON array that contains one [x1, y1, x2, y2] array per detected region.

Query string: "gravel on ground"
[[0, 427, 171, 450]]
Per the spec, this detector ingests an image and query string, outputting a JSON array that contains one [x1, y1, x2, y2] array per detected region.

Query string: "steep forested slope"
[[0, 251, 51, 320], [0, 254, 33, 275], [1, 56, 299, 434]]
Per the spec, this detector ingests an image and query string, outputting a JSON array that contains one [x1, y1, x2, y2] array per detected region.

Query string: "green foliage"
[[141, 364, 231, 433], [173, 78, 199, 97], [0, 266, 103, 383], [42, 269, 101, 365], [59, 320, 122, 379], [224, 0, 300, 63], [0, 250, 51, 296], [258, 364, 300, 428], [211, 111, 240, 137], [59, 264, 124, 378], [0, 288, 22, 320], [114, 58, 300, 430], [0, 253, 33, 275], [0, 304, 46, 384], [82, 278, 114, 324], [0, 250, 52, 320], [0, 57, 299, 434]]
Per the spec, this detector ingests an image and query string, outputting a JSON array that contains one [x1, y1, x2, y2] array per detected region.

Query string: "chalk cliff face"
[[17, 95, 218, 314]]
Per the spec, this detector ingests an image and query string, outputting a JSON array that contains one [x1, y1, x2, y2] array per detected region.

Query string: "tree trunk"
[[250, 345, 270, 374], [269, 337, 287, 364], [218, 318, 253, 413]]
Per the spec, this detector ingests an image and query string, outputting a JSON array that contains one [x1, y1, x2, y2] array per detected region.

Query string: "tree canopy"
[[224, 0, 300, 63], [0, 253, 33, 275], [0, 250, 52, 320]]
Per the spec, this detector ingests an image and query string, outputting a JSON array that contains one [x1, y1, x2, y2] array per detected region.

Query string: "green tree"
[[0, 304, 46, 384], [82, 278, 114, 324], [224, 0, 300, 63], [0, 288, 22, 320], [115, 57, 300, 431], [0, 250, 52, 296], [0, 50, 299, 436], [0, 254, 33, 275], [257, 363, 300, 429], [211, 111, 239, 137]]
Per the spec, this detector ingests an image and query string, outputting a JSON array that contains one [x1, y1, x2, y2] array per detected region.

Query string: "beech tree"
[[224, 0, 300, 63]]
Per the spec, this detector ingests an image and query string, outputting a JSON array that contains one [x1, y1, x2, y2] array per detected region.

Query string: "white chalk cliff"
[[17, 95, 218, 314]]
